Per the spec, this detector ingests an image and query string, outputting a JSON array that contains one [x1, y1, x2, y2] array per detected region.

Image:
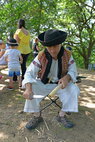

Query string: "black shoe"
[[66, 112, 71, 115], [56, 115, 74, 128], [7, 86, 14, 90], [25, 116, 43, 130], [13, 74, 17, 81]]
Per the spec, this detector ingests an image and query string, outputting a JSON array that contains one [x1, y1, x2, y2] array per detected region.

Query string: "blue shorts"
[[8, 70, 20, 77]]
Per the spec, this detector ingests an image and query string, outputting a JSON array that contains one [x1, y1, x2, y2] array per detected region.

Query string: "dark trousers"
[[13, 53, 30, 81], [21, 53, 29, 80]]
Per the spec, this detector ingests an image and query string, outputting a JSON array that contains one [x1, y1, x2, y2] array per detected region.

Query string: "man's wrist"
[[25, 83, 32, 90], [66, 74, 71, 82]]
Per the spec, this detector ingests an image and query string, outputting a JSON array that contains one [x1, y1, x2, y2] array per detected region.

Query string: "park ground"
[[0, 67, 95, 142]]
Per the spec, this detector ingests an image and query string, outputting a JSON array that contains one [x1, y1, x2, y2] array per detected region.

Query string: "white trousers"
[[24, 80, 80, 113]]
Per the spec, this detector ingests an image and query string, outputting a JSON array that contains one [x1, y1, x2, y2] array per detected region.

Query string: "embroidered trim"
[[38, 48, 71, 84], [32, 60, 41, 68]]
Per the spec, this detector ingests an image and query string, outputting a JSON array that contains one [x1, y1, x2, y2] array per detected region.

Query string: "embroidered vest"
[[38, 47, 71, 84]]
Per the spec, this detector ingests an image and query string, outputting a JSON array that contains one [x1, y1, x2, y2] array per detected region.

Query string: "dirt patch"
[[0, 68, 95, 142]]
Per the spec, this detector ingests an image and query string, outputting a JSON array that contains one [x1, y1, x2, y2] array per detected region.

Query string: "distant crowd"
[[0, 19, 42, 89]]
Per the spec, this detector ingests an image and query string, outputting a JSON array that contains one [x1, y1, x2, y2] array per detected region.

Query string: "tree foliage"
[[0, 0, 95, 68]]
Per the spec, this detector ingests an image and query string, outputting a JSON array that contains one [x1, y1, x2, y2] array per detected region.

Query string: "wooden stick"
[[49, 84, 62, 97]]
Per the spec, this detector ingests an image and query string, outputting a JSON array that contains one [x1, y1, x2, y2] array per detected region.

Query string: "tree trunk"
[[83, 57, 89, 69]]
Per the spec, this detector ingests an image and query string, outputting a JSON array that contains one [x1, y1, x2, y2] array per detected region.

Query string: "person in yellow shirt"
[[14, 19, 31, 82]]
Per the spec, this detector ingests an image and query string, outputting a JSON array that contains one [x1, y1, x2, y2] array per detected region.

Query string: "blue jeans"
[[9, 70, 20, 77]]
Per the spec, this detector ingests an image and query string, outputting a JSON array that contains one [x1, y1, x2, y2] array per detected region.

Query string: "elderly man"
[[22, 29, 80, 130]]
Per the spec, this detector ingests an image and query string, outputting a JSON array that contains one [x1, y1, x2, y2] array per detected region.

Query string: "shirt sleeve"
[[67, 55, 78, 83], [22, 56, 41, 87]]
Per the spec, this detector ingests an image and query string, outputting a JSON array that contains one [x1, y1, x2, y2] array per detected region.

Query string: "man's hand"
[[23, 83, 33, 100], [58, 74, 71, 89], [23, 89, 33, 100]]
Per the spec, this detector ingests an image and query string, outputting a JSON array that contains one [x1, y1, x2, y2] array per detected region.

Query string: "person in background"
[[0, 40, 9, 65], [0, 39, 18, 82], [4, 38, 23, 90], [32, 37, 39, 58], [14, 19, 31, 82], [22, 29, 80, 130], [0, 39, 8, 82]]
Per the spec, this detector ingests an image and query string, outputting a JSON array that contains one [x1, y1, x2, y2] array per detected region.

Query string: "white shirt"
[[4, 49, 21, 71], [22, 55, 78, 86]]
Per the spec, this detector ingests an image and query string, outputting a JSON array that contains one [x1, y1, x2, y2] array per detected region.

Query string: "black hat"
[[38, 29, 67, 46], [7, 38, 18, 46]]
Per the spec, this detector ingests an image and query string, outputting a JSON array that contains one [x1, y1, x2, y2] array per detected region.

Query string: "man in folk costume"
[[22, 29, 80, 130]]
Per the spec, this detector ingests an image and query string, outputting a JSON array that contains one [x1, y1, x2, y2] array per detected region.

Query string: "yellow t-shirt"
[[14, 29, 31, 54]]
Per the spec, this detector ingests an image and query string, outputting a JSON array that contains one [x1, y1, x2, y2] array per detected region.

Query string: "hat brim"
[[38, 31, 67, 46], [7, 43, 18, 46]]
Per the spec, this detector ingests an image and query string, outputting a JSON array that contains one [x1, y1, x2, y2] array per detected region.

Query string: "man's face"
[[46, 44, 61, 59]]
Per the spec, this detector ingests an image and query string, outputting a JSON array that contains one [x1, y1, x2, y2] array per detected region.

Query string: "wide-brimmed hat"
[[7, 38, 18, 46], [38, 29, 67, 46]]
